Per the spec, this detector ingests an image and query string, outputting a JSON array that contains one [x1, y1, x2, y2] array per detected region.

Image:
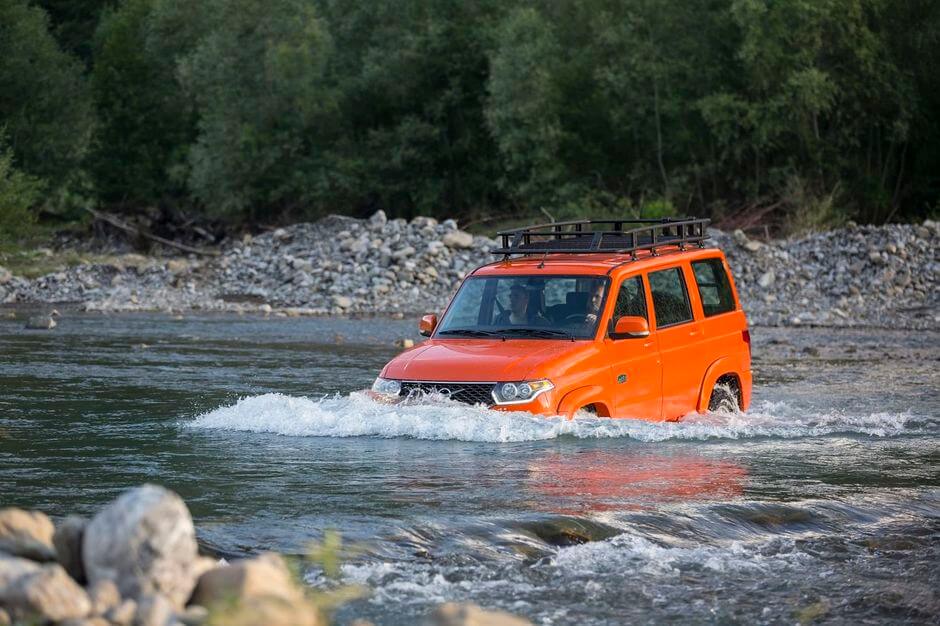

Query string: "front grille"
[[399, 381, 495, 406]]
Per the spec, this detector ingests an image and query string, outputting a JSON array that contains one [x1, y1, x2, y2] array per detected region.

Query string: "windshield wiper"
[[498, 327, 575, 339], [437, 328, 504, 338]]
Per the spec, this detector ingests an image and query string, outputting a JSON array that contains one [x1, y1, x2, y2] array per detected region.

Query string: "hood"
[[383, 339, 579, 382]]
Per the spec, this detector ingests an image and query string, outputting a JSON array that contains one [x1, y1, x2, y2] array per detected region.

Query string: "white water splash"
[[185, 392, 930, 442]]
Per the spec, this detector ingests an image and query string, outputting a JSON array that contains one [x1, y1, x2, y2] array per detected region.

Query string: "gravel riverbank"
[[0, 213, 937, 329]]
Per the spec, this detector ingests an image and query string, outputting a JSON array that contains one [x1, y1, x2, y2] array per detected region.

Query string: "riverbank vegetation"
[[1, 0, 938, 241]]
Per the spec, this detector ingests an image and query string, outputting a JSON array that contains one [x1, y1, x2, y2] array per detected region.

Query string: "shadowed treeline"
[[1, 0, 938, 239]]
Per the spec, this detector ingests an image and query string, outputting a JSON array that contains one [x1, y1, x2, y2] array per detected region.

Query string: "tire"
[[708, 380, 740, 413]]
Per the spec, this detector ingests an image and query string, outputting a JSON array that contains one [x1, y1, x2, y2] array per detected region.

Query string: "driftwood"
[[85, 208, 220, 257]]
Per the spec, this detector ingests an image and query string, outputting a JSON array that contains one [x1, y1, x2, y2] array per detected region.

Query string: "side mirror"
[[610, 316, 650, 339], [419, 313, 438, 337]]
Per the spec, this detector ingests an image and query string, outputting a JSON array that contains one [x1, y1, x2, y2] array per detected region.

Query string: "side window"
[[692, 258, 735, 317], [648, 267, 693, 327], [613, 276, 647, 321]]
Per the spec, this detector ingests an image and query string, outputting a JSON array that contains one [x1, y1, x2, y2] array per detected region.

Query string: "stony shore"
[[0, 485, 530, 626], [1, 213, 937, 329]]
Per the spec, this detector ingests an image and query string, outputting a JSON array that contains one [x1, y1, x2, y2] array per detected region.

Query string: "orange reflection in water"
[[526, 449, 747, 514]]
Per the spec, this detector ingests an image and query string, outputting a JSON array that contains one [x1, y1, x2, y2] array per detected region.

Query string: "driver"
[[583, 284, 605, 324]]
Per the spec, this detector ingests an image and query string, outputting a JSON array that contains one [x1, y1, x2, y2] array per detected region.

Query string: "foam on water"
[[186, 392, 931, 442]]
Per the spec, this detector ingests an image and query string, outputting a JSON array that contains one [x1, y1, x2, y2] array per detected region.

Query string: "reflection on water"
[[526, 449, 746, 513], [0, 313, 938, 625]]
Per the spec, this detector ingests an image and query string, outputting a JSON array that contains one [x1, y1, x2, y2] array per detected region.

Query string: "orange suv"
[[372, 218, 751, 421]]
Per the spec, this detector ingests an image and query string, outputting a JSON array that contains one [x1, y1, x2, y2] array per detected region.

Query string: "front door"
[[648, 265, 703, 420], [606, 275, 662, 419]]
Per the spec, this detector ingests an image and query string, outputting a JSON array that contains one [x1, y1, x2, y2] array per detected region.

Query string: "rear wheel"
[[708, 377, 740, 412]]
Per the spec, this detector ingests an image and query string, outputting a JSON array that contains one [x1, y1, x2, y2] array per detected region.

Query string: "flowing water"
[[1, 312, 937, 624]]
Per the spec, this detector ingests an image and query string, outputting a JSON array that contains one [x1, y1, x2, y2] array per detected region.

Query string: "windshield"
[[436, 275, 609, 340]]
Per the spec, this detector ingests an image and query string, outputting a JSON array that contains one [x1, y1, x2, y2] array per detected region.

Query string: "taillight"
[[742, 329, 751, 355]]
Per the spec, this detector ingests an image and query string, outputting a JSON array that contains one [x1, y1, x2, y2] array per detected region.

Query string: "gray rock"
[[368, 209, 388, 229], [442, 230, 474, 249], [757, 270, 775, 288], [134, 593, 175, 626], [53, 515, 87, 582], [104, 598, 137, 626], [83, 485, 198, 608], [0, 508, 56, 562]]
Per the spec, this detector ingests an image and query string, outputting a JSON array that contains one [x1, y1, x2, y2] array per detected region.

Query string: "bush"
[[0, 136, 44, 240]]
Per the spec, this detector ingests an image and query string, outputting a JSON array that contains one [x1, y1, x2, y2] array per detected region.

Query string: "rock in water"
[[0, 558, 91, 622], [430, 602, 533, 626], [0, 508, 57, 561], [191, 553, 302, 607], [53, 515, 87, 582], [83, 485, 198, 608], [24, 309, 59, 330]]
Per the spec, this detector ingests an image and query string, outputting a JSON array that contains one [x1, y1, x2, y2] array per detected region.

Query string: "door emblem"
[[617, 374, 627, 384]]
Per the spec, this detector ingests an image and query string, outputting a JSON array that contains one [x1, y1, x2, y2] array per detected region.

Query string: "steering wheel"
[[563, 313, 588, 324]]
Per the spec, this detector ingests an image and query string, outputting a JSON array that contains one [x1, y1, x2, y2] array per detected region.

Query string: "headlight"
[[371, 377, 402, 396], [492, 379, 553, 405]]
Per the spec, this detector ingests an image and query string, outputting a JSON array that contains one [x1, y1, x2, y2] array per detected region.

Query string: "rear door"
[[648, 265, 703, 420], [606, 275, 662, 419]]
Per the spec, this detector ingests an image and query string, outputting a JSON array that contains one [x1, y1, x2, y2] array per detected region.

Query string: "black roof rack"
[[494, 217, 710, 260]]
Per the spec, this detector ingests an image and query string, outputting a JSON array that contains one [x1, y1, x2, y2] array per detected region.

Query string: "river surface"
[[1, 312, 938, 624]]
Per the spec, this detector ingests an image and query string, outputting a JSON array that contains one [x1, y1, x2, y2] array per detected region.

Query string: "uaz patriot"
[[372, 218, 751, 421]]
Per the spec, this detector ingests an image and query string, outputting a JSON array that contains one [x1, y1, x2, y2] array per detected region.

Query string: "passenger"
[[584, 284, 605, 324], [497, 285, 547, 325]]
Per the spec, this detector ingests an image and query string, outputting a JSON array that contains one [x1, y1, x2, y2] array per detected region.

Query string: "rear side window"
[[613, 276, 647, 320], [649, 267, 693, 327], [692, 258, 735, 317]]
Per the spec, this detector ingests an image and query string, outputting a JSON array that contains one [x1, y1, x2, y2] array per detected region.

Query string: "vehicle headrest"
[[566, 291, 589, 308]]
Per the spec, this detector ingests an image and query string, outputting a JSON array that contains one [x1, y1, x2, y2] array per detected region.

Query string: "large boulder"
[[82, 485, 198, 608], [0, 508, 56, 561], [190, 553, 301, 607], [0, 557, 91, 622]]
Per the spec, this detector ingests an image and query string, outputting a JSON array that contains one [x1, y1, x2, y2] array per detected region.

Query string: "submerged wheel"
[[708, 377, 741, 413]]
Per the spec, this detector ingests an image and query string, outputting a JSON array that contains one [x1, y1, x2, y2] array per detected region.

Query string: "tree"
[[0, 0, 94, 192]]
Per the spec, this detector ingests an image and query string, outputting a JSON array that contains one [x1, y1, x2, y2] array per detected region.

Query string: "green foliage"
[[0, 0, 94, 193], [182, 0, 334, 220], [2, 0, 939, 229], [0, 133, 44, 240]]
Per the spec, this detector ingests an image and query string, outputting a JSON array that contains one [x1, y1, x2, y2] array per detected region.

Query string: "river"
[[1, 312, 937, 624]]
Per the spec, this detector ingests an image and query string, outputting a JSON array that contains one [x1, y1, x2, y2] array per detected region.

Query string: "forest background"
[[1, 0, 938, 243]]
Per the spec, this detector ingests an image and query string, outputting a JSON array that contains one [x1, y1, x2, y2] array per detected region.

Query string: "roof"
[[473, 244, 726, 277]]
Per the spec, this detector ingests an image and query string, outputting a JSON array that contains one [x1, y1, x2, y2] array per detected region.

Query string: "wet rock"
[[190, 553, 301, 607], [0, 560, 91, 622], [53, 515, 87, 582], [0, 508, 56, 561], [83, 485, 198, 608], [429, 602, 532, 626]]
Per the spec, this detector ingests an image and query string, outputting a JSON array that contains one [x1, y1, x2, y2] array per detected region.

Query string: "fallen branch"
[[85, 207, 220, 257]]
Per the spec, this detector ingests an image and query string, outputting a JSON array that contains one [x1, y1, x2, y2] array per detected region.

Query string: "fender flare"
[[696, 355, 743, 412], [557, 385, 611, 419]]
